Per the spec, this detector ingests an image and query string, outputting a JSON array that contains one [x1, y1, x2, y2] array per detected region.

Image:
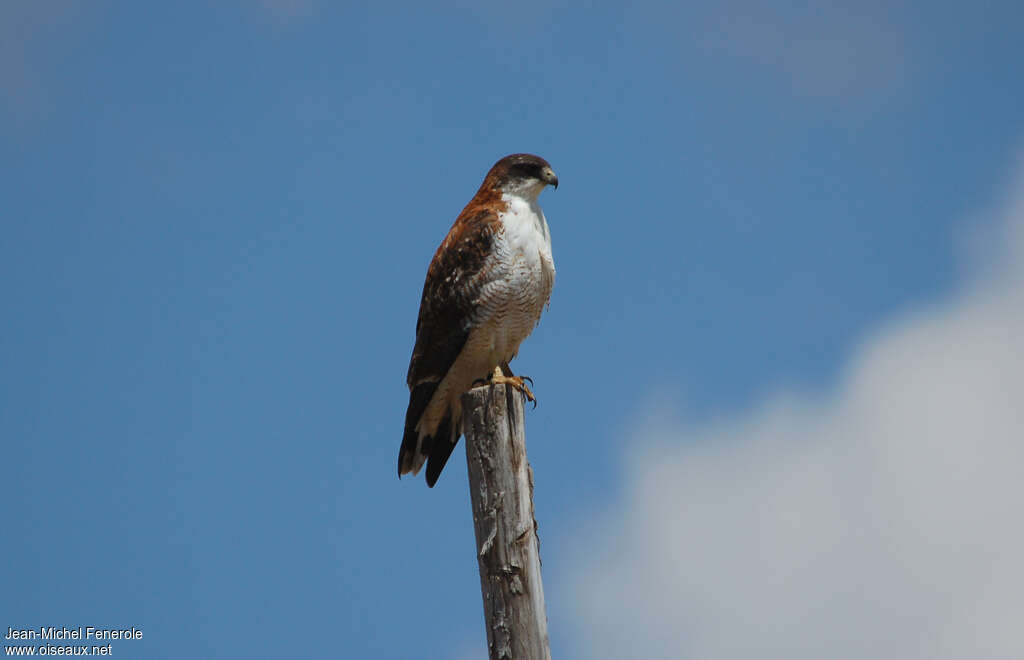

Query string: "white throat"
[[501, 178, 547, 202], [500, 191, 551, 246]]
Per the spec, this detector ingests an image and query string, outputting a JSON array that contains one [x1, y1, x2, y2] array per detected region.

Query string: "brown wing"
[[406, 207, 501, 389], [398, 204, 504, 482]]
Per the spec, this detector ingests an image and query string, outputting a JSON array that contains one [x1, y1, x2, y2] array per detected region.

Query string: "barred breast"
[[482, 194, 555, 365]]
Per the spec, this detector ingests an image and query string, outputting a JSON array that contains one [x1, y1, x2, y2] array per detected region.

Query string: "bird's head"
[[486, 153, 558, 200]]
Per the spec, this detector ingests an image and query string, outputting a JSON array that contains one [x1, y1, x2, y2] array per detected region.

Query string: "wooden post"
[[462, 384, 551, 660]]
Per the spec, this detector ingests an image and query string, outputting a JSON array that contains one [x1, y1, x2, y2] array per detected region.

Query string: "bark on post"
[[461, 384, 551, 660]]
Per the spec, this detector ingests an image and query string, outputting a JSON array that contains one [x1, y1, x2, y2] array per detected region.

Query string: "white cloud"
[[564, 153, 1024, 659]]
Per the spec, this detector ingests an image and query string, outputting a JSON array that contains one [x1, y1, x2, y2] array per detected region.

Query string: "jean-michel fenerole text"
[[5, 627, 142, 641]]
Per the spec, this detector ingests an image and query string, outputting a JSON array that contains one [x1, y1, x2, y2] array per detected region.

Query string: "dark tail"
[[425, 414, 461, 487], [398, 381, 463, 487], [398, 382, 437, 477]]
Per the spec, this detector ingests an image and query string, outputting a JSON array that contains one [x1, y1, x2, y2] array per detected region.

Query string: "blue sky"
[[3, 2, 1023, 658]]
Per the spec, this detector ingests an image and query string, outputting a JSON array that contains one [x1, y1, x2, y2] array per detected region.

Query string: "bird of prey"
[[398, 153, 558, 487]]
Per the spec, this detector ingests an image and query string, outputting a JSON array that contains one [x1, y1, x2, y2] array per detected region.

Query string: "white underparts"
[[415, 190, 556, 446]]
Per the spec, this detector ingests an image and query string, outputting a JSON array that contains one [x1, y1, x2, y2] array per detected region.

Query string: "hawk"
[[398, 154, 559, 487]]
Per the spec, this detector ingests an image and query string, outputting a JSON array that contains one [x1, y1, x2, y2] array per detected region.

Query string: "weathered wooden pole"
[[461, 384, 551, 660]]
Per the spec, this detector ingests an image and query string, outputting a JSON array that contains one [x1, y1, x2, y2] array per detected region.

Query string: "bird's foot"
[[489, 372, 536, 408]]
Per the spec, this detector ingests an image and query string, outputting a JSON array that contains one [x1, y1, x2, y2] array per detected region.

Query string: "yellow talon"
[[488, 367, 536, 405]]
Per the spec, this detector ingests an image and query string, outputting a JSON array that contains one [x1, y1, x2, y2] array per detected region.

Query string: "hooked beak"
[[542, 166, 559, 190]]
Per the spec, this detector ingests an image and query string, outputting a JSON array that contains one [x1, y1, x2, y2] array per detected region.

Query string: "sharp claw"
[[522, 376, 534, 387], [520, 382, 537, 409]]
